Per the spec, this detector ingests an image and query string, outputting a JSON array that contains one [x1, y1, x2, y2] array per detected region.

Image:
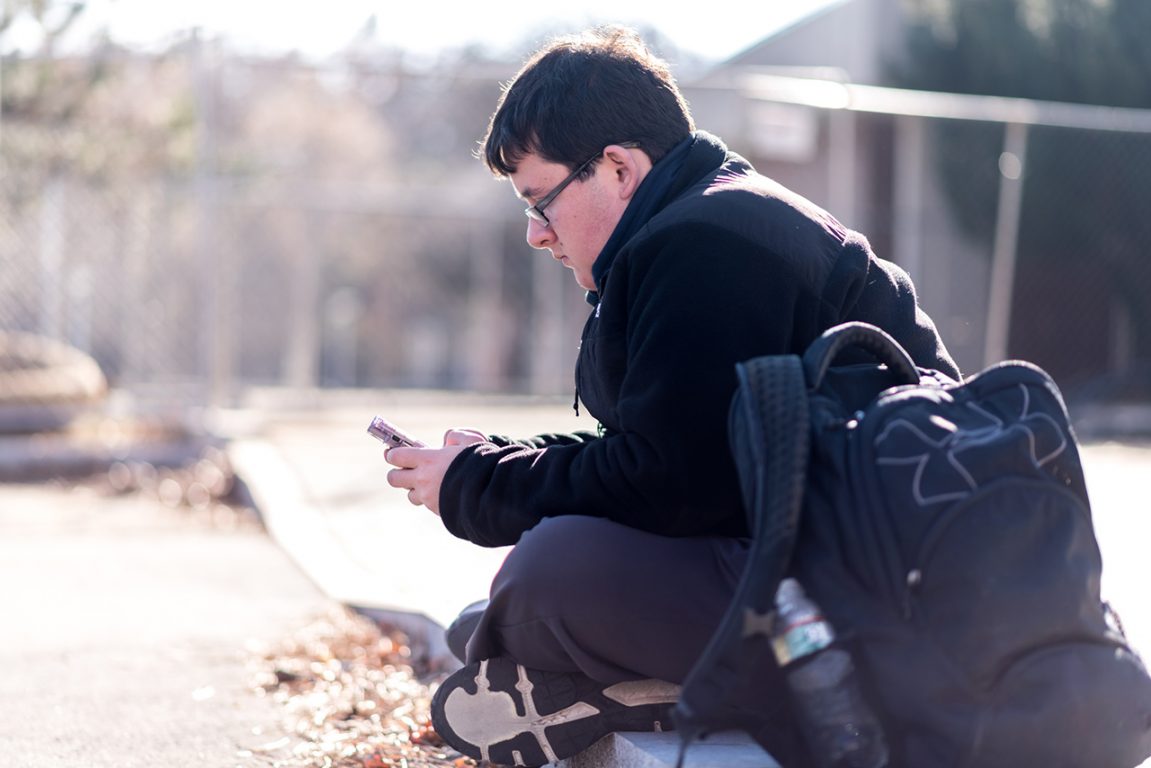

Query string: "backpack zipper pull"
[[904, 569, 923, 619]]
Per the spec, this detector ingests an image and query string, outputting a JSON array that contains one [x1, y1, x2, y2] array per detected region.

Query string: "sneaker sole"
[[430, 657, 680, 767]]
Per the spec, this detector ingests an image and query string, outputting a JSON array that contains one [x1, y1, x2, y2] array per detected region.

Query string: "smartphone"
[[367, 415, 426, 449]]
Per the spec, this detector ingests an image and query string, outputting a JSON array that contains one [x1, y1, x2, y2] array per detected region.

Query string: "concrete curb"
[[224, 435, 510, 668], [564, 732, 780, 768]]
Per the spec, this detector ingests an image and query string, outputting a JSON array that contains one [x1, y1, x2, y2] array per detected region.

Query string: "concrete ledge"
[[0, 331, 107, 434], [560, 731, 780, 768]]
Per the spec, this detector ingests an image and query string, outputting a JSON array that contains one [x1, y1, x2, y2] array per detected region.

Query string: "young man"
[[385, 26, 960, 767]]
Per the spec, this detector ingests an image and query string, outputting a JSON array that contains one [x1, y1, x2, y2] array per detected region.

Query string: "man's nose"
[[526, 217, 554, 250]]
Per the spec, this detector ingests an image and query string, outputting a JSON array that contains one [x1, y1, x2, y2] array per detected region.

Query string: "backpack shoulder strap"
[[672, 353, 809, 760], [802, 322, 919, 390], [672, 323, 922, 765]]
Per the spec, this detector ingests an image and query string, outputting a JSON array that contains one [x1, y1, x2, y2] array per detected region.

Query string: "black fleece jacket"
[[439, 132, 959, 547]]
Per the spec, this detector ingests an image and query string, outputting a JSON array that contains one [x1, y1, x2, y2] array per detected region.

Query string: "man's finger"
[[385, 446, 418, 467], [444, 428, 486, 447], [386, 467, 410, 489]]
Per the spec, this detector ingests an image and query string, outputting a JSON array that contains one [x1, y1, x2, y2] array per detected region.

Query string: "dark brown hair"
[[480, 26, 695, 177]]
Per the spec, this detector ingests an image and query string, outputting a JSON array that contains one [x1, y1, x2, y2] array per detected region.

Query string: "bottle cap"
[[777, 578, 803, 604]]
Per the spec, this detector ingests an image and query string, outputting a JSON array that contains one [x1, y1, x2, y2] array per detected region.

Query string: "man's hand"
[[384, 428, 487, 515]]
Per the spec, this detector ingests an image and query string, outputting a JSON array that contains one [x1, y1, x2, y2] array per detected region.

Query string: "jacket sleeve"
[[488, 431, 600, 449], [845, 250, 962, 380], [438, 222, 823, 547]]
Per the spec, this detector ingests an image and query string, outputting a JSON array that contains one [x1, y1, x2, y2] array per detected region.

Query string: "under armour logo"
[[874, 382, 1068, 507]]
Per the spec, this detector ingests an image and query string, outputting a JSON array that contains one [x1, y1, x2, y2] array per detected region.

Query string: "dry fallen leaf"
[[242, 606, 477, 768]]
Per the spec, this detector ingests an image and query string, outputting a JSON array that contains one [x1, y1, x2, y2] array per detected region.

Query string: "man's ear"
[[602, 144, 652, 201]]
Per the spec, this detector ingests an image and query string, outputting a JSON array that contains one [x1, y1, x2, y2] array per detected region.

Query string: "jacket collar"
[[586, 130, 730, 305]]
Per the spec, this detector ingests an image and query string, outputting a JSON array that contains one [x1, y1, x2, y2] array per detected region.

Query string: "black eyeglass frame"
[[524, 142, 639, 226]]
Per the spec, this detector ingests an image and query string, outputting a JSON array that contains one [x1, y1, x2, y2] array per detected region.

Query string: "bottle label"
[[774, 617, 834, 666]]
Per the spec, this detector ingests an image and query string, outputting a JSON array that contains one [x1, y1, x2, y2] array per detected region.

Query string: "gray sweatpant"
[[447, 515, 807, 760], [463, 515, 750, 682]]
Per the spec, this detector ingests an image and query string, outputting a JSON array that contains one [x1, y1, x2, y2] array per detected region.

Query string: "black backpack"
[[673, 321, 1151, 768]]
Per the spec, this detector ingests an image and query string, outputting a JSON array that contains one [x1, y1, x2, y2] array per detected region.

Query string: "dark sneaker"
[[430, 657, 680, 766], [445, 599, 488, 664]]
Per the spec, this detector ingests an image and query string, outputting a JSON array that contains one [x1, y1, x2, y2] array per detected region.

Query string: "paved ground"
[[1077, 440, 1151, 655], [0, 481, 330, 767]]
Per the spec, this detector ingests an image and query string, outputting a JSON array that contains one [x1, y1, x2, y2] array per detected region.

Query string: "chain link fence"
[[734, 72, 1151, 412], [0, 175, 588, 415], [0, 49, 594, 430], [2, 56, 1150, 431]]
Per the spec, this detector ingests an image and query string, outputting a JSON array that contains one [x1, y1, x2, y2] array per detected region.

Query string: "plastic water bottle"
[[772, 578, 889, 768]]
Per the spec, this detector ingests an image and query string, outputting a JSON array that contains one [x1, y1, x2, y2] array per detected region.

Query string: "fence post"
[[38, 177, 65, 341], [893, 115, 926, 283], [828, 109, 858, 227], [530, 229, 568, 395], [984, 121, 1029, 367], [465, 219, 504, 391], [286, 211, 321, 391], [193, 31, 231, 407]]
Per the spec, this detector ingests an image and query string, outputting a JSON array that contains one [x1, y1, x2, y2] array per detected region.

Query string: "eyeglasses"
[[524, 142, 639, 226], [524, 153, 599, 226]]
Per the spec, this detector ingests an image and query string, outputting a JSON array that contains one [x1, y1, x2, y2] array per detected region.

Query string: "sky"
[[59, 0, 845, 63]]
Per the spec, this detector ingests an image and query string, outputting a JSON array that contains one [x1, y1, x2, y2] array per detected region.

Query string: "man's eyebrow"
[[515, 184, 539, 202]]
